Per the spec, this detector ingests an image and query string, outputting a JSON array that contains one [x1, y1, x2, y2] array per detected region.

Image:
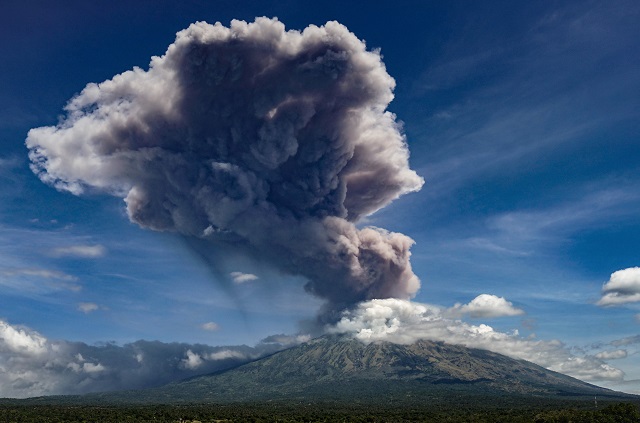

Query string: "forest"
[[0, 401, 639, 422]]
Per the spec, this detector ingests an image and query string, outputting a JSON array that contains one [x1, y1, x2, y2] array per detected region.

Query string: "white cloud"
[[183, 346, 271, 367], [549, 357, 625, 382], [230, 272, 259, 284], [599, 293, 640, 305], [78, 302, 100, 313], [0, 321, 47, 356], [447, 294, 525, 318], [207, 350, 247, 360], [201, 322, 220, 331], [328, 298, 624, 382], [50, 244, 106, 258], [597, 267, 640, 306], [595, 350, 627, 360], [67, 361, 106, 374], [180, 350, 203, 370]]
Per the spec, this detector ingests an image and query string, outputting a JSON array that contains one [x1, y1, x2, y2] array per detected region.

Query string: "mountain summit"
[[88, 335, 631, 405]]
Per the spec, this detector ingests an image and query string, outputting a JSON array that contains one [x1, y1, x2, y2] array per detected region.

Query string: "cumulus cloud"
[[26, 18, 423, 319], [68, 361, 106, 374], [328, 299, 624, 382], [0, 319, 308, 398], [0, 321, 48, 356], [201, 321, 220, 331], [50, 244, 106, 258], [178, 347, 262, 369], [229, 271, 258, 284], [595, 349, 628, 360], [447, 294, 525, 318], [180, 349, 204, 370], [597, 267, 640, 306]]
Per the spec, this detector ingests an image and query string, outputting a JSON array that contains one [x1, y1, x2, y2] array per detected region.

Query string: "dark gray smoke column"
[[26, 18, 424, 315]]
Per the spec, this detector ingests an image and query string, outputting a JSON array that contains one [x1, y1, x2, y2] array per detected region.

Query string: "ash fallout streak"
[[26, 18, 424, 319]]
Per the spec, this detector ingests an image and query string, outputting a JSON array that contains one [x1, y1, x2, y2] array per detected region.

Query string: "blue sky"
[[1, 0, 640, 397]]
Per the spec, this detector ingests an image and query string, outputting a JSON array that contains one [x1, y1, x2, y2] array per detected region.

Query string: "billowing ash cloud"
[[0, 319, 304, 398], [26, 18, 424, 316]]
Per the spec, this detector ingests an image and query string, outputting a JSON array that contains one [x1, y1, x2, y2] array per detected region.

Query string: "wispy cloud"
[[77, 302, 106, 313], [1, 268, 76, 281], [0, 267, 81, 293], [409, 2, 640, 208], [443, 183, 640, 262], [229, 271, 259, 284], [611, 335, 640, 347], [390, 4, 640, 327], [0, 225, 109, 297], [0, 156, 21, 172], [50, 244, 106, 258], [488, 187, 640, 243]]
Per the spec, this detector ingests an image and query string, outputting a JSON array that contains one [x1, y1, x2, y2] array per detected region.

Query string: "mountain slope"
[[85, 335, 632, 405]]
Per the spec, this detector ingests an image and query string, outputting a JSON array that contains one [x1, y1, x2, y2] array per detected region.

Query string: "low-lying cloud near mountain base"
[[26, 18, 424, 317], [0, 320, 304, 398], [328, 298, 625, 383], [0, 298, 633, 398]]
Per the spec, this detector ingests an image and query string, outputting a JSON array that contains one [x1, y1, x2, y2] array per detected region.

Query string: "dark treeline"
[[0, 401, 639, 422]]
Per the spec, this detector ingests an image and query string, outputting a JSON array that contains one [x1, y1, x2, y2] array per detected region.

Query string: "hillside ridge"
[[68, 334, 635, 405]]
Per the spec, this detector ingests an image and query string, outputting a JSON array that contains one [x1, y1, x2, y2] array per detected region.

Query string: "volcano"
[[80, 335, 634, 406]]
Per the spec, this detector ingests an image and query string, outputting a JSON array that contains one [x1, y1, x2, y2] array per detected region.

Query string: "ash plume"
[[26, 18, 424, 317]]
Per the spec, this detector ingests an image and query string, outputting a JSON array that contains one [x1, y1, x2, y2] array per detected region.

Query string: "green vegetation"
[[0, 401, 638, 422], [534, 402, 640, 422]]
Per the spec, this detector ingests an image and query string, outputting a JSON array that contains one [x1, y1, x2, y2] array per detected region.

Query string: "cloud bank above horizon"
[[0, 319, 308, 398], [1, 294, 633, 398]]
